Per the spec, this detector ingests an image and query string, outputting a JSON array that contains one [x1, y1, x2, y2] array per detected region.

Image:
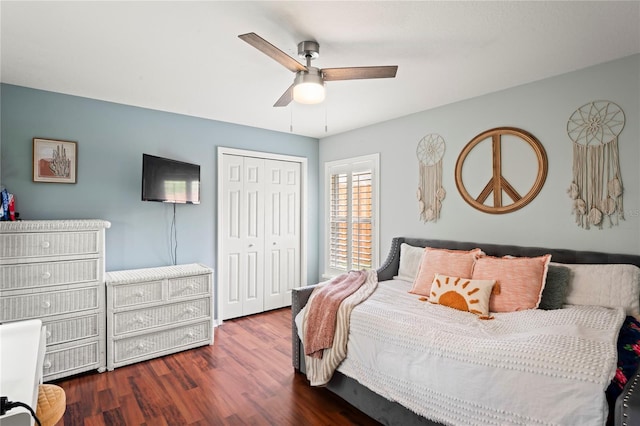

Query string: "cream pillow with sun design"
[[428, 274, 497, 319]]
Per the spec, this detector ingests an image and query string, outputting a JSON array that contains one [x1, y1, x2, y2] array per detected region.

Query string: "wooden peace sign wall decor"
[[455, 127, 548, 214]]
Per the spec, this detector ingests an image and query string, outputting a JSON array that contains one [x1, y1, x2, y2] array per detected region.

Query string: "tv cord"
[[171, 202, 178, 265], [1, 396, 42, 426]]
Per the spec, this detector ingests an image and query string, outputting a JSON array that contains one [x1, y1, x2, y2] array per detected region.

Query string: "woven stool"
[[35, 384, 66, 426]]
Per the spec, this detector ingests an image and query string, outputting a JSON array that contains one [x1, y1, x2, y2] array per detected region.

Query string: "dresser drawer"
[[0, 231, 99, 260], [112, 280, 163, 308], [43, 340, 100, 379], [168, 274, 210, 300], [43, 313, 100, 346], [113, 298, 211, 336], [0, 259, 99, 290], [0, 287, 99, 321], [113, 321, 211, 363]]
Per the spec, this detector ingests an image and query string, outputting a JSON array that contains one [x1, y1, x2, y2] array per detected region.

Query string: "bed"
[[291, 237, 640, 426]]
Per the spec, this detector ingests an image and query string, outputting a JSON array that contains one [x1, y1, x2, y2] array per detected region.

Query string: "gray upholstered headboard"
[[377, 237, 640, 282]]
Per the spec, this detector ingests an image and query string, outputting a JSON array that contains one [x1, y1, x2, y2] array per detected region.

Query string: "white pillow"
[[559, 262, 640, 315], [394, 243, 425, 282]]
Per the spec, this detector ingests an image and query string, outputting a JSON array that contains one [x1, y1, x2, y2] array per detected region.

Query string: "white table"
[[0, 319, 46, 426]]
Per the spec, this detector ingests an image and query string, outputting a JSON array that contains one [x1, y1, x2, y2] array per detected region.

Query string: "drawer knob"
[[41, 241, 51, 249], [41, 301, 51, 309], [134, 290, 144, 297], [42, 271, 51, 280], [43, 360, 52, 369], [135, 316, 144, 324], [46, 330, 52, 339], [186, 331, 195, 338], [136, 343, 145, 350], [186, 284, 195, 290], [185, 307, 196, 314]]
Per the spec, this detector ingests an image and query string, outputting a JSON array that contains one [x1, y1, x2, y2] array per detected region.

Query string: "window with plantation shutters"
[[325, 154, 379, 277]]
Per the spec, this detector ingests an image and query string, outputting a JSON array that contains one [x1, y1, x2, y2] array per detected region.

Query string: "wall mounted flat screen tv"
[[142, 154, 201, 204]]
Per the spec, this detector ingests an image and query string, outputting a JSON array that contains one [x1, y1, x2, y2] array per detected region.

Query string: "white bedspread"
[[300, 279, 626, 426]]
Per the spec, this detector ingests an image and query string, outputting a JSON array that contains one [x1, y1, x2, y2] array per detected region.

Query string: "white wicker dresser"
[[0, 219, 110, 381], [105, 263, 214, 370]]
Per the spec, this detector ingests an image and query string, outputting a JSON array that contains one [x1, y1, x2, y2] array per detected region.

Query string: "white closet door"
[[241, 157, 265, 316], [220, 155, 265, 319], [220, 154, 243, 320], [219, 150, 304, 320], [264, 160, 301, 310]]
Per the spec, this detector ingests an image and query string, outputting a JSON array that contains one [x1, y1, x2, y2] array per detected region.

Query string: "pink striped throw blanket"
[[304, 270, 368, 359]]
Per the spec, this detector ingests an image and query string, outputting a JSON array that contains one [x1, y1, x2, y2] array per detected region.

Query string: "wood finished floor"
[[53, 308, 381, 425]]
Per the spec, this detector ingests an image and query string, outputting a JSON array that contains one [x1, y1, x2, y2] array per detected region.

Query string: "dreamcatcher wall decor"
[[416, 133, 446, 222], [567, 100, 625, 229]]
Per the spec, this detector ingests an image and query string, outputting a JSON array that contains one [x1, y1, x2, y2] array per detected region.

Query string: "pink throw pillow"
[[409, 247, 484, 297], [472, 254, 551, 312]]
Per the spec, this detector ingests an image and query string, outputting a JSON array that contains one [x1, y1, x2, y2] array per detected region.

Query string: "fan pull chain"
[[325, 105, 328, 133], [290, 105, 293, 132]]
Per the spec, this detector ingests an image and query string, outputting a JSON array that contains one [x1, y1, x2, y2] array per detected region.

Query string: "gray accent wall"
[[0, 84, 320, 286], [319, 54, 640, 270]]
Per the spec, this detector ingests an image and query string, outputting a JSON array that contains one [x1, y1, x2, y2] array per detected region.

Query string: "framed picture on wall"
[[32, 138, 78, 183]]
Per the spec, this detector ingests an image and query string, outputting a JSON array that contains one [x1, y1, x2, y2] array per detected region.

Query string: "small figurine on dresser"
[[0, 187, 17, 221]]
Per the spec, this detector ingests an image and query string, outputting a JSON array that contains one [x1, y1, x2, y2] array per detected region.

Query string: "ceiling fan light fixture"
[[293, 69, 325, 104], [239, 33, 398, 108]]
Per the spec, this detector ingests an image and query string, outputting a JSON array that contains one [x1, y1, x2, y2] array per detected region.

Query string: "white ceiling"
[[1, 1, 639, 139]]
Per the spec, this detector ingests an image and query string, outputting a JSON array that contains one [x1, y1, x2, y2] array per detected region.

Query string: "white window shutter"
[[325, 154, 378, 277], [329, 172, 348, 271], [351, 170, 372, 270]]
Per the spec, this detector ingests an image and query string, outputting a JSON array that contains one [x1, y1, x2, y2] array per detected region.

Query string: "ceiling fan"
[[238, 32, 398, 107]]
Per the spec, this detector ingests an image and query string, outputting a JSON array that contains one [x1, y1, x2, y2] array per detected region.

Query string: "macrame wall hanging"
[[566, 100, 625, 229], [416, 133, 446, 222]]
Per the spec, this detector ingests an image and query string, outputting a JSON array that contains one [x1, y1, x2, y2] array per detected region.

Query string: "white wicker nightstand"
[[105, 263, 214, 370], [0, 219, 110, 381]]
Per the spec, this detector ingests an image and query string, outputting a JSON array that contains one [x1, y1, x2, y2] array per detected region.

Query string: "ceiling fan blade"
[[238, 33, 307, 73], [274, 84, 294, 107], [322, 66, 398, 81]]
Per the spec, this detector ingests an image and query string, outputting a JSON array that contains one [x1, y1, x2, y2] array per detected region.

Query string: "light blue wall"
[[3, 54, 639, 284], [319, 54, 640, 270], [0, 84, 320, 285]]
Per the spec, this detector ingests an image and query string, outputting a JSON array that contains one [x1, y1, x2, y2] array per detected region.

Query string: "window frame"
[[324, 153, 380, 278]]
